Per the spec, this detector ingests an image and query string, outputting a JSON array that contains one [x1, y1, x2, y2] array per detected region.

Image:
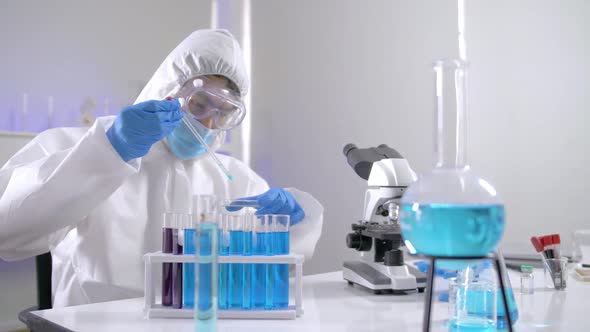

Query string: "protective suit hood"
[[135, 29, 249, 152]]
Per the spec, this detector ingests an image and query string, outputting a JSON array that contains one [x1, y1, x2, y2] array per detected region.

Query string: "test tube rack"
[[143, 252, 304, 320]]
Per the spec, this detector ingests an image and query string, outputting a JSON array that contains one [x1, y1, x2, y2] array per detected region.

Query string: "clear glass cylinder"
[[543, 258, 568, 290], [194, 219, 218, 328], [184, 195, 217, 309], [450, 279, 497, 331], [400, 59, 505, 258]]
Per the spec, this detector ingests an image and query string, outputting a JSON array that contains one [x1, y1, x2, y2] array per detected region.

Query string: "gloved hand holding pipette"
[[108, 75, 244, 180], [106, 99, 183, 162]]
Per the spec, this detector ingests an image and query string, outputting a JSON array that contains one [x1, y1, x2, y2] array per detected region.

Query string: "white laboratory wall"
[[249, 0, 460, 274], [466, 1, 590, 252], [0, 0, 212, 129], [248, 0, 590, 274]]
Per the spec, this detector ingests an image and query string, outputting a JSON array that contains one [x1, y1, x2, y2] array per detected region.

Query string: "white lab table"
[[29, 270, 590, 332]]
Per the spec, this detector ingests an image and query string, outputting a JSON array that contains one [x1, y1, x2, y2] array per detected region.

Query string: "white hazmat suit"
[[0, 29, 323, 307]]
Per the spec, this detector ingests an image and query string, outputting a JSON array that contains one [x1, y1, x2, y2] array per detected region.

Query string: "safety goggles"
[[177, 77, 246, 131]]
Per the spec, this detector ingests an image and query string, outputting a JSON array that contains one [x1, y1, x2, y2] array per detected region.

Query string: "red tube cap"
[[531, 236, 544, 252]]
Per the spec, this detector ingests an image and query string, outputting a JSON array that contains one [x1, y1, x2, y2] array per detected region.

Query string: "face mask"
[[166, 116, 218, 160]]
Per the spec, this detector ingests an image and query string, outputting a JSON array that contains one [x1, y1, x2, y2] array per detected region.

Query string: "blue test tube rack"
[[143, 252, 304, 320]]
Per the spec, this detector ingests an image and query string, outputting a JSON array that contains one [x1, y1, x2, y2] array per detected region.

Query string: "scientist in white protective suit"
[[0, 29, 323, 307]]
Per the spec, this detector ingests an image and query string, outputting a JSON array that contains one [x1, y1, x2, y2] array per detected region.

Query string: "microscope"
[[342, 144, 426, 294]]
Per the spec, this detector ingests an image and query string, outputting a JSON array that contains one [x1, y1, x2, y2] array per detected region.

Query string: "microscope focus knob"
[[346, 233, 372, 251], [384, 250, 404, 266]]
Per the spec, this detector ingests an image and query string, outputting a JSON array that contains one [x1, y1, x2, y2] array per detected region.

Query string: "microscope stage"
[[343, 261, 426, 294]]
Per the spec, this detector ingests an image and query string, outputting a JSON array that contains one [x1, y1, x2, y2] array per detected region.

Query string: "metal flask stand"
[[420, 253, 513, 332]]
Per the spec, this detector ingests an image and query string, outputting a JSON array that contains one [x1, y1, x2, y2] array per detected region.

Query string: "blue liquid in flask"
[[401, 204, 505, 268], [218, 230, 229, 310], [273, 231, 290, 309], [228, 230, 244, 309]]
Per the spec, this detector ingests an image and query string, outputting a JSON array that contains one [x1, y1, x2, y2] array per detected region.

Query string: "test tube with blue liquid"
[[252, 215, 272, 309], [183, 195, 217, 309], [272, 215, 290, 309], [219, 199, 258, 310], [242, 214, 253, 310], [194, 206, 218, 330], [217, 215, 229, 310], [228, 214, 244, 309]]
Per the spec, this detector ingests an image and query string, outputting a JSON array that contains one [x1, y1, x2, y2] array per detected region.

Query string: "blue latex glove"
[[232, 188, 305, 225], [106, 99, 183, 162]]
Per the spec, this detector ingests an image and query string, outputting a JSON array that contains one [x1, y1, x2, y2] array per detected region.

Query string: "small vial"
[[520, 265, 534, 294]]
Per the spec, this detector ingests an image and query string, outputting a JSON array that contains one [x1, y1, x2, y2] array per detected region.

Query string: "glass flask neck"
[[434, 59, 468, 170]]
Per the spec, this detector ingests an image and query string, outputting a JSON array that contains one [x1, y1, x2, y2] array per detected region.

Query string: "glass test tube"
[[252, 215, 273, 310], [272, 215, 290, 309], [161, 213, 174, 307], [242, 214, 253, 310], [184, 195, 217, 309], [183, 224, 196, 309], [228, 213, 244, 309], [218, 199, 258, 310], [218, 215, 229, 310], [195, 212, 218, 329], [172, 214, 190, 309]]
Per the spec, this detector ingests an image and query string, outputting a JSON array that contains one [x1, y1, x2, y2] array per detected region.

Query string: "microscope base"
[[343, 261, 426, 294]]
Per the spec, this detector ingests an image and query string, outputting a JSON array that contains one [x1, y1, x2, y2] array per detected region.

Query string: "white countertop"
[[32, 269, 590, 332]]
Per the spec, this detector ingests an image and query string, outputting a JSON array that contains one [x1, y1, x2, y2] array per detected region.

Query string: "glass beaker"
[[450, 279, 497, 331], [400, 59, 505, 260], [466, 255, 519, 329], [543, 257, 568, 290]]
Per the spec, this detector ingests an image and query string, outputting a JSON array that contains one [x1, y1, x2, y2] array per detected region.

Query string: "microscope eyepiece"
[[343, 143, 358, 156]]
